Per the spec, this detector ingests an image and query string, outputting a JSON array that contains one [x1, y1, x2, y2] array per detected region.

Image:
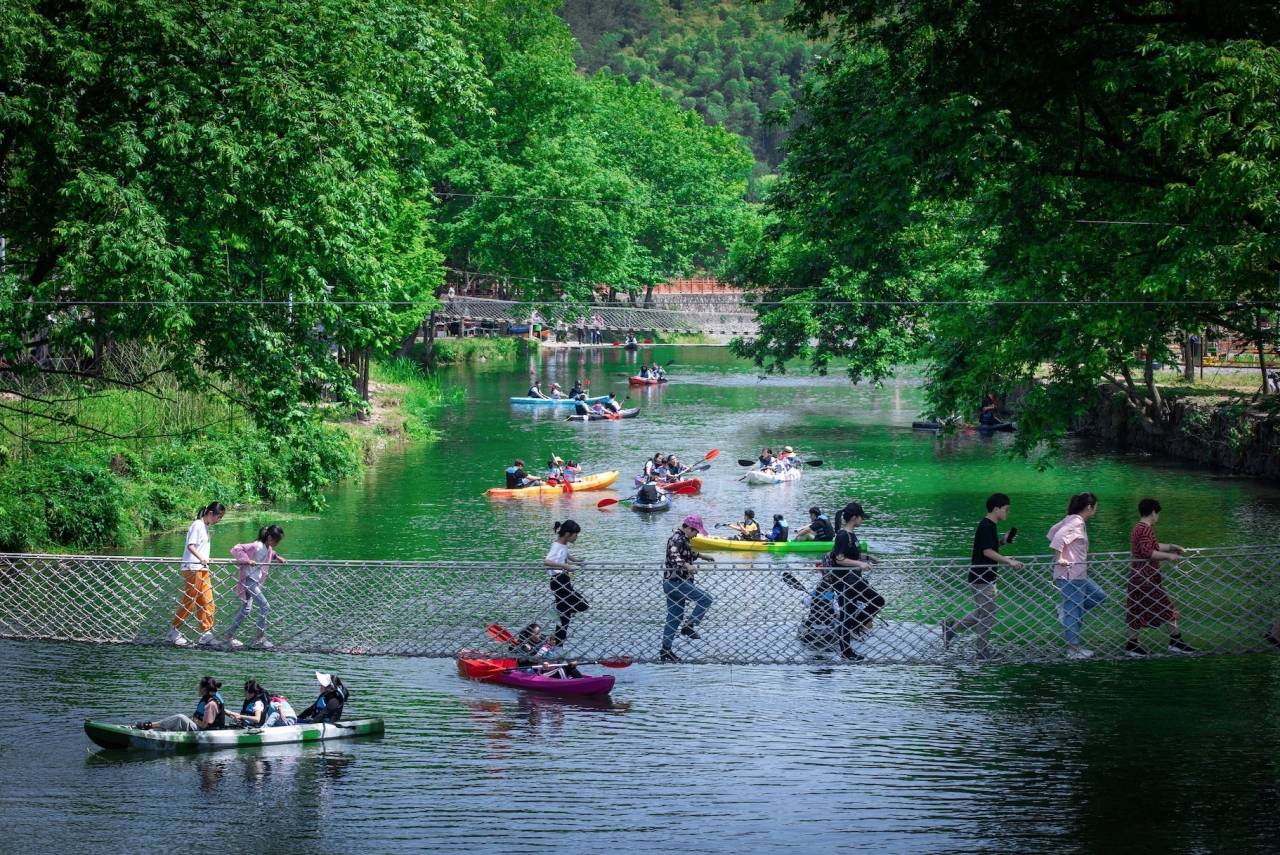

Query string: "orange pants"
[[172, 570, 215, 633]]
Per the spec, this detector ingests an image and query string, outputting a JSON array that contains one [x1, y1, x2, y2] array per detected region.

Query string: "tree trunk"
[[1258, 310, 1271, 394], [1182, 330, 1194, 381], [423, 311, 437, 372]]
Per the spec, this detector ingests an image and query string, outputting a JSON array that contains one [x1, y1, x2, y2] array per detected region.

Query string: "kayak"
[[627, 376, 668, 386], [484, 470, 619, 499], [511, 394, 608, 406], [83, 718, 384, 753], [631, 493, 672, 513], [745, 467, 803, 485], [456, 657, 615, 696], [692, 535, 832, 554], [632, 475, 703, 493], [565, 407, 639, 422], [912, 420, 1016, 433]]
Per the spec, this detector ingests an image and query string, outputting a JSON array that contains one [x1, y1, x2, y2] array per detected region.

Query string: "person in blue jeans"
[[660, 515, 715, 663], [1047, 492, 1106, 659]]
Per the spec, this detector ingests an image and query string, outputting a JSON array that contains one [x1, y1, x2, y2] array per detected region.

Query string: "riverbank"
[[0, 358, 454, 553], [1073, 388, 1280, 481]]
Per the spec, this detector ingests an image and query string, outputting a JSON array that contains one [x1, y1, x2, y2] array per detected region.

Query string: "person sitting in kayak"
[[775, 446, 797, 470], [758, 447, 776, 469], [573, 394, 592, 417], [562, 460, 581, 483], [654, 364, 667, 380], [136, 675, 227, 732], [527, 381, 548, 400], [548, 382, 567, 400], [979, 393, 999, 426], [509, 623, 583, 678], [505, 459, 542, 489], [638, 365, 651, 380], [727, 508, 763, 541], [590, 400, 609, 417], [768, 514, 789, 542], [794, 506, 835, 542], [637, 479, 663, 506], [298, 672, 348, 723], [643, 453, 665, 481], [603, 393, 622, 414], [545, 457, 565, 482], [265, 694, 299, 727], [570, 379, 586, 397], [226, 679, 271, 728]]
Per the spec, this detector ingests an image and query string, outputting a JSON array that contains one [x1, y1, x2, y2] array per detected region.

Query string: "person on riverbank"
[[942, 493, 1024, 661], [1048, 492, 1107, 659], [767, 514, 789, 542], [545, 520, 589, 646], [298, 672, 347, 723], [660, 515, 715, 663], [794, 507, 835, 542], [222, 525, 286, 650], [591, 313, 603, 345], [575, 314, 586, 345], [226, 679, 271, 728], [1126, 498, 1196, 656], [727, 509, 762, 541], [827, 502, 884, 661], [137, 676, 226, 732], [167, 502, 226, 647], [505, 459, 541, 489], [527, 380, 548, 399]]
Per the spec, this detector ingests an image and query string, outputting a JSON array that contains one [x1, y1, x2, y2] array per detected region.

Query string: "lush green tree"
[[735, 0, 1280, 453]]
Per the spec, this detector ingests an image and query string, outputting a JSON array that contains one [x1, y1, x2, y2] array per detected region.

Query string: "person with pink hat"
[[660, 515, 716, 662]]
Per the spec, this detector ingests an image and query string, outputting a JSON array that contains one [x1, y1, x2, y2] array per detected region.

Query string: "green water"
[[8, 346, 1280, 853]]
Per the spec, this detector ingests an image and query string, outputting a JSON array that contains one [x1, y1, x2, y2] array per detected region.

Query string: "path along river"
[[2, 346, 1279, 852]]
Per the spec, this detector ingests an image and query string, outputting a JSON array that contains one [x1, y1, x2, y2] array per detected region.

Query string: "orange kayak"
[[483, 470, 619, 499]]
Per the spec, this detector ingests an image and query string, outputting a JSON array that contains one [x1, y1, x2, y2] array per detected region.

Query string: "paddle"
[[781, 571, 809, 593], [738, 457, 823, 467], [597, 493, 636, 509], [479, 624, 631, 671]]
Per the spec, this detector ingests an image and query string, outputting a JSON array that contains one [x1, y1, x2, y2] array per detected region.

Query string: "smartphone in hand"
[[1005, 527, 1018, 544]]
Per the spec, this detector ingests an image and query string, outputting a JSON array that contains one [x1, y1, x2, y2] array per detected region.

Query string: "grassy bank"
[[0, 356, 454, 553], [408, 336, 520, 366]]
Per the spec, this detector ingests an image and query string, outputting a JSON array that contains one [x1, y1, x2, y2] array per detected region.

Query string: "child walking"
[[545, 520, 589, 647], [1048, 493, 1106, 659], [222, 525, 286, 650]]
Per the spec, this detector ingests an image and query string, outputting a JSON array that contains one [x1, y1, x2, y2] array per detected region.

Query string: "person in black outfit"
[[298, 672, 348, 723], [826, 502, 884, 661], [941, 493, 1023, 661]]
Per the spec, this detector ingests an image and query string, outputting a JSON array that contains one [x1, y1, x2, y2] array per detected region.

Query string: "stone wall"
[[1073, 389, 1280, 481]]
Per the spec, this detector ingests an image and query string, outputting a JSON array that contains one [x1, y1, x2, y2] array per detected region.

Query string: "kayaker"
[[727, 509, 762, 541], [767, 514, 789, 542], [643, 453, 666, 481], [654, 363, 667, 380], [545, 456, 565, 482], [505, 459, 541, 489], [603, 393, 622, 414], [776, 446, 797, 470], [660, 514, 715, 663], [573, 394, 592, 417], [639, 365, 651, 380], [828, 501, 884, 661], [637, 479, 663, 506], [665, 454, 690, 478], [758, 447, 776, 469], [137, 675, 227, 732], [562, 460, 581, 483], [548, 382, 567, 400], [222, 524, 285, 650], [794, 507, 835, 542], [528, 380, 549, 400], [226, 679, 271, 728], [590, 400, 609, 417], [979, 393, 999, 426], [298, 672, 348, 723], [570, 379, 586, 397], [168, 502, 226, 647], [545, 519, 589, 646], [941, 493, 1025, 661], [265, 694, 299, 727], [510, 624, 584, 678]]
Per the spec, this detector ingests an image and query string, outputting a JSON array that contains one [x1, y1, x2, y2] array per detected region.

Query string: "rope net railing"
[[1, 548, 1276, 664], [436, 296, 758, 335]]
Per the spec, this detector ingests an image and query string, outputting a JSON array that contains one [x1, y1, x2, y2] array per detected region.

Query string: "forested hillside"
[[558, 0, 814, 173]]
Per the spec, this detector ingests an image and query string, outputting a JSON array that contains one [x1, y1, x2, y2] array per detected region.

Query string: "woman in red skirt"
[[1127, 498, 1196, 656]]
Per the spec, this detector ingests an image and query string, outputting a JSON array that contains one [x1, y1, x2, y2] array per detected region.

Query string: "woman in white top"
[[222, 525, 286, 649], [168, 502, 226, 646], [545, 520, 589, 647]]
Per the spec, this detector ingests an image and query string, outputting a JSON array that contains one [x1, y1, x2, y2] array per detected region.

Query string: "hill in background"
[[558, 0, 814, 178]]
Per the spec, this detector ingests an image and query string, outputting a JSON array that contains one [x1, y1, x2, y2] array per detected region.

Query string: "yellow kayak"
[[691, 535, 831, 554], [484, 470, 619, 499]]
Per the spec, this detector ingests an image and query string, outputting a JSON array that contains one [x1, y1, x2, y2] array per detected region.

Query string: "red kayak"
[[627, 376, 668, 386], [457, 656, 615, 697]]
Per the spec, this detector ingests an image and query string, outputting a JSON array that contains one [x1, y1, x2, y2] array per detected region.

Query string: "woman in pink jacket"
[[1047, 493, 1106, 659]]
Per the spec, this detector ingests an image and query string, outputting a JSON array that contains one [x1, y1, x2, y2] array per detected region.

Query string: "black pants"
[[826, 569, 885, 655], [576, 328, 585, 344], [551, 574, 589, 645]]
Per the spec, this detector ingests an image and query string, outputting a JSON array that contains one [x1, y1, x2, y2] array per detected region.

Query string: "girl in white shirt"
[[168, 502, 226, 646], [545, 520, 589, 647]]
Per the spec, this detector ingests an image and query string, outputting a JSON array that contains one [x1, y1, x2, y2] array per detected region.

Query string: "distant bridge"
[[435, 294, 758, 338]]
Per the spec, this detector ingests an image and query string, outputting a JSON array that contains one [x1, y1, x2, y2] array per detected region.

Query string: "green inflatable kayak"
[[84, 718, 384, 753], [691, 535, 832, 554]]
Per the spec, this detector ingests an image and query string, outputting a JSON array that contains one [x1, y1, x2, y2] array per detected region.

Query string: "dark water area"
[[9, 346, 1280, 852]]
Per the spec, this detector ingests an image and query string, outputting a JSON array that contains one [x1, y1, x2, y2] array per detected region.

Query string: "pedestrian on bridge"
[[168, 502, 226, 647], [660, 515, 715, 663], [942, 493, 1024, 661], [1048, 492, 1106, 659], [1125, 498, 1196, 656]]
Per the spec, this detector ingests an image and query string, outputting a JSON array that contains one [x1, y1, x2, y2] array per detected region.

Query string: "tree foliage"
[[733, 0, 1280, 453]]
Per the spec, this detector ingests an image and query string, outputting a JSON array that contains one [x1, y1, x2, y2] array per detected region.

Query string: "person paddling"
[[548, 382, 566, 400], [137, 676, 226, 732], [757, 447, 776, 469], [509, 624, 583, 678], [726, 509, 762, 541], [298, 672, 348, 723], [222, 525, 285, 650], [941, 493, 1024, 661], [168, 502, 226, 647], [528, 380, 549, 400], [573, 394, 592, 417], [505, 459, 541, 489], [545, 520, 589, 646], [603, 393, 622, 414], [660, 515, 715, 663], [643, 453, 665, 481]]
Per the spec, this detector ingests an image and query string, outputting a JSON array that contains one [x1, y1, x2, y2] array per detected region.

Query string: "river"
[[2, 345, 1279, 852]]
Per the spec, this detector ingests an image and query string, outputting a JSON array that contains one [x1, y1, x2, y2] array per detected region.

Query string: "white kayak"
[[745, 467, 803, 485], [84, 717, 384, 753]]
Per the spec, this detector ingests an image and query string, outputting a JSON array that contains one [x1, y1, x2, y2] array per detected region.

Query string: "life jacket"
[[312, 685, 349, 720], [812, 515, 835, 541], [741, 520, 762, 541], [505, 466, 521, 488], [638, 483, 661, 504], [528, 386, 541, 398], [771, 522, 789, 542], [240, 690, 270, 727], [605, 399, 620, 413], [574, 400, 590, 416], [194, 691, 226, 729]]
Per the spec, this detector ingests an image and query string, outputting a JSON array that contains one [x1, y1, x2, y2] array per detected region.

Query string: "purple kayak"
[[457, 657, 616, 696]]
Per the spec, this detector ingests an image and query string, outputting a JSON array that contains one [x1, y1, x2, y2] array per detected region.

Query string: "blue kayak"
[[510, 394, 609, 406]]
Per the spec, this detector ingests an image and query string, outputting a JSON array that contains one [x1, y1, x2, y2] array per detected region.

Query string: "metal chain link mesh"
[[2, 548, 1276, 663], [438, 296, 758, 335]]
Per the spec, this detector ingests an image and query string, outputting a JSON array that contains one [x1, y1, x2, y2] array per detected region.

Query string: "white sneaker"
[[225, 638, 244, 650], [253, 635, 274, 649], [196, 631, 216, 646], [1066, 647, 1094, 660], [166, 627, 188, 647]]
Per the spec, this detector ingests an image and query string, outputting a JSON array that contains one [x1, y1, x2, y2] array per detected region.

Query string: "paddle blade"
[[780, 571, 809, 593], [737, 459, 755, 466], [703, 448, 720, 462], [804, 459, 824, 466], [562, 479, 573, 494], [597, 657, 632, 668], [596, 498, 619, 509], [485, 623, 516, 645]]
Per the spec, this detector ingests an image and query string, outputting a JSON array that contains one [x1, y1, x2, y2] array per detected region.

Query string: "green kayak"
[[691, 535, 832, 554], [84, 718, 384, 753]]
